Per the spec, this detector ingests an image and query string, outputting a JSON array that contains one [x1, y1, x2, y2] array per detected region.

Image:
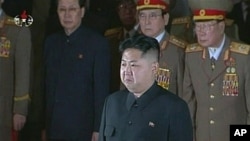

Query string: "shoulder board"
[[169, 35, 187, 49], [172, 16, 191, 25], [185, 43, 203, 53], [225, 18, 234, 26], [104, 27, 122, 37], [4, 16, 16, 26], [230, 42, 250, 55]]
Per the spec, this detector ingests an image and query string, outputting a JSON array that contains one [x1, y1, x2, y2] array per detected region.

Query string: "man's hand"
[[91, 132, 99, 141], [13, 114, 26, 131]]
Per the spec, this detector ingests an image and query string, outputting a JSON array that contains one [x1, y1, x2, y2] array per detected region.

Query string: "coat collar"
[[126, 82, 162, 111]]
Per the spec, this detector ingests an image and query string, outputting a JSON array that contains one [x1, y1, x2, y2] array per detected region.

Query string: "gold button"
[[209, 107, 214, 111], [210, 120, 215, 124], [210, 95, 215, 99], [210, 83, 214, 87]]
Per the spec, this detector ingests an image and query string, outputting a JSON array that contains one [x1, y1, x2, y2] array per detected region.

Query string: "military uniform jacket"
[[44, 26, 111, 140], [98, 82, 193, 141], [157, 32, 186, 95], [0, 13, 31, 140], [104, 27, 125, 92], [182, 36, 250, 141]]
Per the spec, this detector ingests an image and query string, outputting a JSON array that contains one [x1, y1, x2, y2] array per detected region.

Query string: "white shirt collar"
[[208, 34, 226, 60], [155, 31, 166, 43]]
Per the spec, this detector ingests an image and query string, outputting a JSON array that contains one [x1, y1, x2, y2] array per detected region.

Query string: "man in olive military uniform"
[[0, 0, 31, 140], [104, 0, 137, 92], [182, 0, 250, 141], [136, 0, 187, 95]]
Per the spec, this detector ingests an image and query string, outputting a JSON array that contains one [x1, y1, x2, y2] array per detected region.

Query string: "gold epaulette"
[[230, 42, 250, 55], [14, 94, 30, 101], [104, 27, 122, 37], [225, 18, 234, 26], [4, 16, 16, 26], [185, 43, 203, 53], [172, 16, 191, 25], [169, 35, 187, 49]]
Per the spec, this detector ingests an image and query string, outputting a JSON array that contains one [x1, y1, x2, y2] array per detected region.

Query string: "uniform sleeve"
[[13, 27, 32, 116], [177, 48, 185, 96], [245, 54, 250, 124], [182, 54, 197, 135], [94, 37, 111, 131]]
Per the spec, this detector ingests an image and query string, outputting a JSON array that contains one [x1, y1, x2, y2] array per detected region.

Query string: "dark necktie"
[[211, 57, 216, 70]]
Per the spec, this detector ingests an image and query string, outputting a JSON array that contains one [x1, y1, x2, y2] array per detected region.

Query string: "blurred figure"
[[104, 0, 137, 92], [98, 34, 193, 141], [0, 0, 31, 140], [227, 0, 250, 44], [44, 0, 111, 141], [136, 0, 187, 95], [183, 0, 250, 141]]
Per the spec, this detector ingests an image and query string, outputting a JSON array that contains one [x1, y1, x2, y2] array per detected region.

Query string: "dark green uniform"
[[0, 13, 31, 141]]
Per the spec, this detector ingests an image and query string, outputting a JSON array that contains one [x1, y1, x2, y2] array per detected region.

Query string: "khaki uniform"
[[183, 36, 250, 141], [156, 32, 186, 95], [105, 27, 124, 92], [182, 1, 250, 141], [0, 14, 31, 141], [170, 16, 196, 43]]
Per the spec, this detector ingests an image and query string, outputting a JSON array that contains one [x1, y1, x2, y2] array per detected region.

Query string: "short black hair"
[[56, 0, 86, 8], [119, 34, 160, 61]]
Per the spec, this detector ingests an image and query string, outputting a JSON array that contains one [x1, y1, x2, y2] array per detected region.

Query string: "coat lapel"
[[208, 37, 231, 83]]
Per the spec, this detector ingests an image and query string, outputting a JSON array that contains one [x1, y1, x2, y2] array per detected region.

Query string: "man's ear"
[[81, 7, 85, 18], [164, 13, 169, 26], [152, 61, 159, 75], [218, 21, 225, 35]]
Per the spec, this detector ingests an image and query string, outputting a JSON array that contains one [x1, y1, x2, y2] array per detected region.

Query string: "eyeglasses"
[[58, 7, 81, 15], [138, 13, 162, 21], [194, 22, 218, 32]]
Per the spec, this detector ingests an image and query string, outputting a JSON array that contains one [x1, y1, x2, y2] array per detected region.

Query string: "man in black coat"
[[98, 34, 193, 141], [44, 0, 111, 140]]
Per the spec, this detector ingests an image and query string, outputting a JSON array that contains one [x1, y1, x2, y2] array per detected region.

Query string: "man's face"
[[118, 1, 137, 28], [138, 9, 168, 38], [194, 20, 225, 47], [57, 0, 84, 35], [120, 48, 157, 93]]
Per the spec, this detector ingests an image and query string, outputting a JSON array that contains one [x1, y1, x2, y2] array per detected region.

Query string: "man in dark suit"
[[98, 34, 193, 141], [227, 0, 250, 44], [44, 0, 111, 141]]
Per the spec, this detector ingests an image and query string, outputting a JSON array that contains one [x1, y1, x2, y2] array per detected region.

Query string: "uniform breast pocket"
[[104, 125, 115, 137]]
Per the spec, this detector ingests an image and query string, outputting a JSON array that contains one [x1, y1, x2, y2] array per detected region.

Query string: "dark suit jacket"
[[227, 2, 250, 44], [98, 82, 193, 141], [44, 25, 111, 140]]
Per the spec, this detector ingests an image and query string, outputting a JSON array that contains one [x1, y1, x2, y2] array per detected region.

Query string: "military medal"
[[222, 57, 238, 96], [0, 36, 11, 57], [156, 68, 171, 90]]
